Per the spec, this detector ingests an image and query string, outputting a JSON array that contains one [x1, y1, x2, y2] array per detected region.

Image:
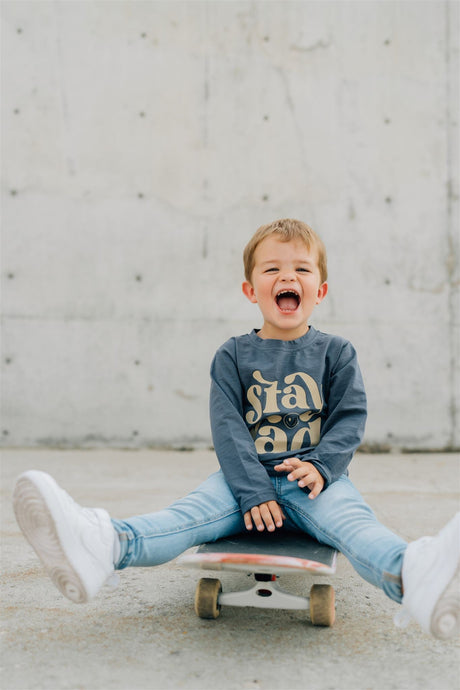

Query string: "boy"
[[13, 219, 459, 639]]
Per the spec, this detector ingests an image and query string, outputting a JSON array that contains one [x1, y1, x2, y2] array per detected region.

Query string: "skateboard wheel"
[[194, 578, 222, 619], [309, 584, 335, 627]]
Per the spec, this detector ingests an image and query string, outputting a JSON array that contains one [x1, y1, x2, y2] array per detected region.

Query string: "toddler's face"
[[242, 235, 328, 340]]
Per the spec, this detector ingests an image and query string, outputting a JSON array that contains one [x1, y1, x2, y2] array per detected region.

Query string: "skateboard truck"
[[194, 573, 335, 625], [220, 572, 310, 610], [179, 532, 337, 626]]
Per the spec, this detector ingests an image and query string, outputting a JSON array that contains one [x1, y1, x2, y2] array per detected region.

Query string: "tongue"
[[278, 295, 298, 311]]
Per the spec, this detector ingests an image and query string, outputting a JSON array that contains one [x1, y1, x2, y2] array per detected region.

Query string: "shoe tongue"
[[278, 294, 298, 311]]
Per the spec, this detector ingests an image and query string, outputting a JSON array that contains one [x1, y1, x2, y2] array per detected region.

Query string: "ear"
[[316, 282, 328, 304], [242, 280, 258, 303]]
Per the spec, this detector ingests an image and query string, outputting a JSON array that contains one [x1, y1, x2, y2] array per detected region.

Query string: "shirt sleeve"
[[297, 341, 367, 487], [210, 342, 278, 515]]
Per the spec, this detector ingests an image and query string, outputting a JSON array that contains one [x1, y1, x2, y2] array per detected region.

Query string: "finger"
[[298, 473, 318, 489], [297, 471, 315, 487], [243, 511, 253, 530], [288, 467, 310, 482], [307, 480, 323, 500], [250, 506, 265, 532], [274, 459, 293, 473], [259, 504, 276, 532], [286, 457, 302, 468], [267, 501, 285, 528]]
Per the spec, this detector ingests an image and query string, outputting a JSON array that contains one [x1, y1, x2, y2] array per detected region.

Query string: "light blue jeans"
[[112, 470, 407, 603]]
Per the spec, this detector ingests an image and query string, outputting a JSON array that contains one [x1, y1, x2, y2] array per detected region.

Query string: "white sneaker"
[[398, 513, 460, 639], [13, 470, 117, 604]]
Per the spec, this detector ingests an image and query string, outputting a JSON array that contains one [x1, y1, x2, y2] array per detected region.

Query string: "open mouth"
[[276, 290, 301, 312]]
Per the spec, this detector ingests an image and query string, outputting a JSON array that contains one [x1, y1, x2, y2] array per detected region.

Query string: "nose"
[[280, 271, 295, 282]]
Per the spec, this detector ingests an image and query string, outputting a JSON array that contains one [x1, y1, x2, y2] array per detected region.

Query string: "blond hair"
[[243, 219, 328, 283]]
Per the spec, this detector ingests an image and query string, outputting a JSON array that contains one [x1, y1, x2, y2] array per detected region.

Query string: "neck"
[[257, 324, 310, 341]]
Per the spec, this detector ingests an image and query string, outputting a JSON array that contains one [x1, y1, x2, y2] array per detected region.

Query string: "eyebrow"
[[259, 258, 315, 266]]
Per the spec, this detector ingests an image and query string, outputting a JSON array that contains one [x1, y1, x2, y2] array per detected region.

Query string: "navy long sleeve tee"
[[209, 326, 367, 515]]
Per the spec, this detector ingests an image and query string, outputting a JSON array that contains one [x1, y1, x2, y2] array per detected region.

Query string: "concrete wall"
[[1, 0, 459, 451]]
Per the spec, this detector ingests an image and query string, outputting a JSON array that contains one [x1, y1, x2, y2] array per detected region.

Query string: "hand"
[[243, 500, 286, 532], [274, 458, 325, 499]]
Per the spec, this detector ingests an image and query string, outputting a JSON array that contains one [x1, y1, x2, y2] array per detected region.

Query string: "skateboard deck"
[[178, 531, 338, 626]]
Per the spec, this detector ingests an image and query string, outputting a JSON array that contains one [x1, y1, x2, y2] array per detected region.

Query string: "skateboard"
[[177, 531, 337, 626]]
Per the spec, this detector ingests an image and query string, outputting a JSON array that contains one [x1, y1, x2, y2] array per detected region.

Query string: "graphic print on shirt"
[[245, 370, 324, 454]]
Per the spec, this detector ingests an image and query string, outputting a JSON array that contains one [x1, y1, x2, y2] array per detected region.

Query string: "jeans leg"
[[278, 474, 407, 603], [111, 471, 245, 569]]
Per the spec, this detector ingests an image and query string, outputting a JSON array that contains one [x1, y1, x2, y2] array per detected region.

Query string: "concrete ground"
[[1, 449, 459, 690]]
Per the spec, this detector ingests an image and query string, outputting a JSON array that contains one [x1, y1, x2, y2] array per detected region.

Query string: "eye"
[[297, 267, 310, 273], [264, 267, 278, 273]]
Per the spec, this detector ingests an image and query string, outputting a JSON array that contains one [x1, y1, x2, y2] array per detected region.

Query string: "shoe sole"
[[431, 563, 460, 639], [13, 474, 88, 603]]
